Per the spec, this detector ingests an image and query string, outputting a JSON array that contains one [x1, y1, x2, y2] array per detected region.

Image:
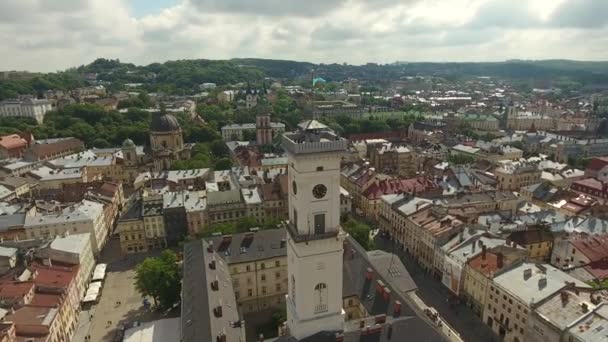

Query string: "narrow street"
[[374, 236, 498, 342]]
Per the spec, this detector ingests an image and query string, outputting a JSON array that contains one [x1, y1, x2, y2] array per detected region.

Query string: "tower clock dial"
[[312, 184, 327, 199]]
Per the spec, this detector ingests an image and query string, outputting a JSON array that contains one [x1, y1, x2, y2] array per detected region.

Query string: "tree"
[[210, 140, 229, 158], [214, 157, 233, 170], [134, 250, 181, 309], [448, 153, 476, 165], [343, 218, 372, 250]]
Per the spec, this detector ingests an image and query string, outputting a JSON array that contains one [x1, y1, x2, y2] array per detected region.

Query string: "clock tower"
[[282, 120, 347, 340]]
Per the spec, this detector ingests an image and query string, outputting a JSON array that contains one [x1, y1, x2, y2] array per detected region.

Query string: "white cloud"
[[0, 0, 606, 72]]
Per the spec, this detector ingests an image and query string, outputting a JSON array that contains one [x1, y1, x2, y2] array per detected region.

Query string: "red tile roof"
[[30, 293, 62, 307], [0, 282, 34, 299], [31, 263, 77, 289], [468, 251, 501, 276], [586, 157, 608, 172], [572, 178, 606, 192], [0, 134, 27, 150], [571, 235, 608, 262], [28, 138, 84, 160], [362, 177, 440, 200]]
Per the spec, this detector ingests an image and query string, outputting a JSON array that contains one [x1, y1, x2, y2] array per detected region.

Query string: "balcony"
[[282, 132, 347, 155], [284, 221, 339, 243]]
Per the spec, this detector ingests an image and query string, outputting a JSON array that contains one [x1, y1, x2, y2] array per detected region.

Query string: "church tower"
[[282, 120, 347, 340], [256, 114, 273, 146]]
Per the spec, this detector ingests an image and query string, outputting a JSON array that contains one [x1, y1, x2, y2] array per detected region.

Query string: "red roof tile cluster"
[[585, 157, 608, 172], [31, 263, 77, 289], [30, 293, 62, 307], [28, 138, 84, 160], [362, 177, 440, 200], [0, 134, 27, 150], [468, 251, 501, 276], [0, 282, 34, 300], [571, 235, 608, 262], [573, 178, 607, 192]]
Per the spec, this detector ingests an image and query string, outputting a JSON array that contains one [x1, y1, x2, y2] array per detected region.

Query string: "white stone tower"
[[282, 120, 347, 340]]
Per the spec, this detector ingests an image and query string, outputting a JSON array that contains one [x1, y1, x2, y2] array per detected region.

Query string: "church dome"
[[151, 113, 180, 132], [122, 138, 135, 148]]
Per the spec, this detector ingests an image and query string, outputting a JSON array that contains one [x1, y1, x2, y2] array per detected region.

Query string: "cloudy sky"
[[2, 0, 607, 72]]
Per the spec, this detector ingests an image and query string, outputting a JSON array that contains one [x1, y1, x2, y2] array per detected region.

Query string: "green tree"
[[214, 157, 233, 170], [210, 140, 229, 158], [134, 250, 181, 309], [343, 218, 372, 250]]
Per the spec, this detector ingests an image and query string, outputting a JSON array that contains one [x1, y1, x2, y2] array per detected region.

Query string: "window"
[[275, 260, 280, 267], [262, 286, 267, 295], [261, 263, 265, 269], [316, 166, 324, 171], [248, 289, 253, 297], [275, 271, 281, 279], [293, 209, 298, 230], [314, 283, 328, 313], [246, 265, 251, 272], [276, 283, 281, 291], [261, 274, 266, 282]]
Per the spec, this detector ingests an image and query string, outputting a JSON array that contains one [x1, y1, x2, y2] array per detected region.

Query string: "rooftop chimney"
[[524, 268, 532, 280], [497, 252, 504, 269], [207, 241, 214, 253], [481, 244, 487, 260], [538, 277, 548, 289], [393, 300, 402, 317], [581, 303, 589, 313]]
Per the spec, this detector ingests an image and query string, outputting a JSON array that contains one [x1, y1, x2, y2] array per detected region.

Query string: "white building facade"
[[0, 98, 53, 124]]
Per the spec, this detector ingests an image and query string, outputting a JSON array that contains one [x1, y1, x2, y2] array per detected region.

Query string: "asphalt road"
[[374, 236, 498, 342]]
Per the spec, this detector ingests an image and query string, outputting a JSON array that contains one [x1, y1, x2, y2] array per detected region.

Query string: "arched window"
[[314, 283, 328, 313]]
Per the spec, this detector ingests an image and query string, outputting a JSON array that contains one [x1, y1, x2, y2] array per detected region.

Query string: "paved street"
[[374, 236, 498, 342], [73, 237, 171, 342]]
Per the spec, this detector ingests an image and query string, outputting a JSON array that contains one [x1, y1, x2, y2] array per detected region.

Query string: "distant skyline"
[[2, 0, 608, 72]]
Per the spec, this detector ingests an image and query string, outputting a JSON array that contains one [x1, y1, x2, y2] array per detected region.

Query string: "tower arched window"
[[314, 283, 328, 313]]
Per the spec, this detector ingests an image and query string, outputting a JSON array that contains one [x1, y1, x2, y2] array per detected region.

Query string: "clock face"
[[312, 184, 327, 199], [292, 180, 297, 195]]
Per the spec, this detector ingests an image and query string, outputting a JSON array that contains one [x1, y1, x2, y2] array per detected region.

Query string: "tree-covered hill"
[[2, 57, 608, 101]]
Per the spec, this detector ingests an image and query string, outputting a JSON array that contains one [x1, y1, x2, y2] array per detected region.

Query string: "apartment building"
[[526, 288, 608, 342], [116, 199, 146, 254], [495, 162, 542, 191], [439, 191, 521, 221], [507, 228, 554, 261], [368, 142, 416, 178], [360, 177, 441, 220], [0, 98, 52, 124], [142, 198, 167, 250], [461, 246, 527, 317], [221, 122, 285, 142], [45, 233, 95, 301], [24, 200, 108, 254], [206, 229, 287, 314], [485, 263, 589, 342]]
